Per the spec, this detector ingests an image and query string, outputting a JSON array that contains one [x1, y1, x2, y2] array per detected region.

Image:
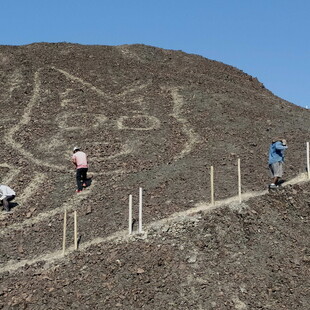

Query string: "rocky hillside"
[[1, 182, 310, 309], [0, 43, 309, 309]]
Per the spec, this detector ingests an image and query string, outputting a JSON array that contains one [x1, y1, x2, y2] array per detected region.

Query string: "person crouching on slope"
[[0, 184, 16, 212], [72, 146, 88, 193], [268, 139, 288, 189]]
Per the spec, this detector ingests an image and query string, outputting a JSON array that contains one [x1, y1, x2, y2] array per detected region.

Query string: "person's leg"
[[81, 168, 88, 186], [273, 162, 283, 185], [4, 195, 15, 211], [269, 164, 279, 188], [76, 169, 83, 191], [273, 176, 279, 185], [2, 197, 10, 212], [269, 164, 276, 186]]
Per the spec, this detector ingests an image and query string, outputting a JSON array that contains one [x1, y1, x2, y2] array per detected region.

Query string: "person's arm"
[[275, 141, 288, 150], [71, 155, 77, 167]]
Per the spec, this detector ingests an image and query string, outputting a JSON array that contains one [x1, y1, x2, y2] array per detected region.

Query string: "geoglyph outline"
[[1, 66, 201, 271], [4, 67, 200, 172]]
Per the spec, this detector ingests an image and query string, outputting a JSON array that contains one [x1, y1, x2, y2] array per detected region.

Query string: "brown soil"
[[0, 43, 309, 309]]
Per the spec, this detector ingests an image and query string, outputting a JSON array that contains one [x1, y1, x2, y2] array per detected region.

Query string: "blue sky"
[[1, 0, 309, 108]]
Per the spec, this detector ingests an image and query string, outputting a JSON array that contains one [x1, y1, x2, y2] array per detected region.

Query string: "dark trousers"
[[2, 195, 15, 212], [76, 168, 88, 191]]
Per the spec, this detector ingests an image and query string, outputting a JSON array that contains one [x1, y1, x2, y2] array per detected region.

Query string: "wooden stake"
[[238, 158, 242, 203], [138, 187, 143, 233], [307, 142, 310, 179], [210, 166, 214, 206], [129, 194, 133, 235], [62, 210, 67, 256], [74, 210, 78, 250]]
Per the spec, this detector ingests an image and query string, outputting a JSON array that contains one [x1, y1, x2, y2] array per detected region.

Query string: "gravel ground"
[[0, 43, 309, 309]]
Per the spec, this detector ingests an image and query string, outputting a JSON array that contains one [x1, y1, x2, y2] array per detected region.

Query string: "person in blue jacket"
[[268, 139, 288, 189]]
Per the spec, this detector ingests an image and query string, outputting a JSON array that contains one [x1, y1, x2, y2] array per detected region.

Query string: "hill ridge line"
[[0, 173, 308, 274]]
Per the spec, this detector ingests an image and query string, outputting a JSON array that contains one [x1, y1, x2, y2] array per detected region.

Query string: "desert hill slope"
[[0, 43, 309, 309], [1, 182, 310, 309]]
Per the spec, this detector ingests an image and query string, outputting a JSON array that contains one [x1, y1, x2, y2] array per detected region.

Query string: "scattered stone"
[[86, 206, 92, 214], [187, 254, 197, 263], [136, 268, 145, 274]]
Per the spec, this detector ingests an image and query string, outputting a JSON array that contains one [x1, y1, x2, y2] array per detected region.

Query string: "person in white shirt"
[[0, 184, 16, 212]]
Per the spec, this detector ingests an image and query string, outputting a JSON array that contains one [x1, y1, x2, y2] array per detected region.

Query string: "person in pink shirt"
[[71, 146, 89, 193]]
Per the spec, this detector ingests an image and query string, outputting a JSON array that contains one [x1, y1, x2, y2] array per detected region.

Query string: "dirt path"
[[0, 171, 45, 222], [1, 173, 308, 275], [4, 70, 51, 169], [0, 163, 20, 185], [17, 173, 47, 205], [0, 181, 94, 236], [170, 88, 200, 160]]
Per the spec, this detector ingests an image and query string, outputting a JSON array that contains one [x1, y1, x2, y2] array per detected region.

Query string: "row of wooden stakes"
[[62, 210, 78, 255], [62, 142, 310, 254]]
